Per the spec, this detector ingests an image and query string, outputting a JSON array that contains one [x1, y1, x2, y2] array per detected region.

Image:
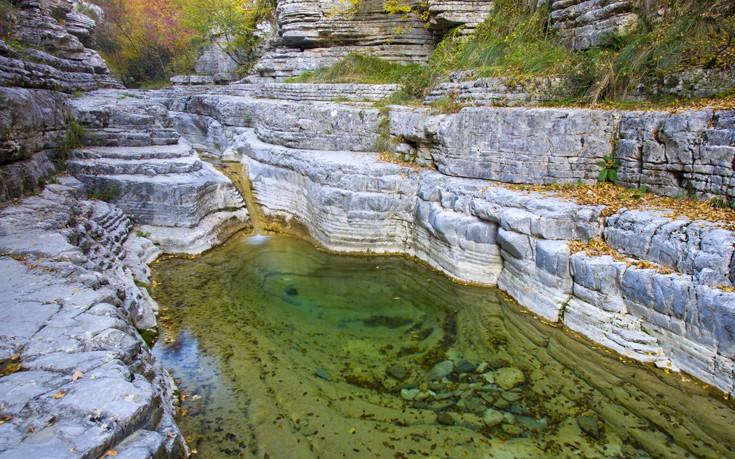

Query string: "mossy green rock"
[[494, 367, 525, 390]]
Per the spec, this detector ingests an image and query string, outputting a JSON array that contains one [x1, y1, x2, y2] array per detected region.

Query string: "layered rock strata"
[[423, 74, 567, 107], [390, 106, 619, 184], [390, 106, 735, 203], [164, 85, 735, 396], [424, 0, 494, 34], [68, 89, 250, 255], [1, 0, 118, 92], [250, 0, 436, 81], [0, 176, 186, 458], [218, 82, 401, 102], [549, 0, 639, 51], [0, 0, 120, 202], [0, 87, 69, 201]]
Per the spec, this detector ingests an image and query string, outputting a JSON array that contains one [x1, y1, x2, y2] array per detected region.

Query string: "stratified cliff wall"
[[165, 84, 735, 398], [246, 0, 495, 81], [0, 0, 120, 203]]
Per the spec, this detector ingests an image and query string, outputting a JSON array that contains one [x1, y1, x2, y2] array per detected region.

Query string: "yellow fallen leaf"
[[72, 371, 84, 381], [52, 390, 66, 399], [104, 451, 118, 457]]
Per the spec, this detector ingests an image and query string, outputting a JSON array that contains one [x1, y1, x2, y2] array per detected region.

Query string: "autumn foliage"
[[92, 0, 196, 86], [90, 0, 274, 87]]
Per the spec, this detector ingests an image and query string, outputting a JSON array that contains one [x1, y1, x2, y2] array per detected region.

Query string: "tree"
[[92, 0, 196, 86], [175, 0, 275, 69]]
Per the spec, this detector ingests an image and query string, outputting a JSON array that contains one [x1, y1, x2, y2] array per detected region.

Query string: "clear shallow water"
[[152, 233, 735, 459]]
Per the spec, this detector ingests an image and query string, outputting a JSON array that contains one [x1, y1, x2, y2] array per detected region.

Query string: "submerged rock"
[[363, 315, 413, 328], [436, 412, 456, 426], [454, 360, 478, 374], [577, 415, 601, 440], [494, 367, 525, 390], [385, 364, 409, 382], [426, 360, 454, 380], [400, 388, 420, 401], [483, 408, 504, 428]]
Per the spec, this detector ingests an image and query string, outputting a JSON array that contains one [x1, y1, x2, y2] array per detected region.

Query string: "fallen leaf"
[[52, 390, 66, 399], [104, 451, 118, 457], [72, 371, 84, 381]]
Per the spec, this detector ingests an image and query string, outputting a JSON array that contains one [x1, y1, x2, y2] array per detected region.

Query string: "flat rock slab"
[[0, 178, 185, 457]]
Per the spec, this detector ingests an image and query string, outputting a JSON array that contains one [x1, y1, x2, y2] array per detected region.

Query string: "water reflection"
[[152, 234, 735, 459]]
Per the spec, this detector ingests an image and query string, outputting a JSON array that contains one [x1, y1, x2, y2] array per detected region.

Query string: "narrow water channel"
[[151, 233, 735, 459]]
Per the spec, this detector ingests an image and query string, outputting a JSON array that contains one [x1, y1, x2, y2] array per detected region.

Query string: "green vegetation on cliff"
[[294, 0, 735, 105]]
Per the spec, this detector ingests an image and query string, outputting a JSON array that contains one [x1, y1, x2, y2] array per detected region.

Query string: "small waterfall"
[[218, 161, 265, 233]]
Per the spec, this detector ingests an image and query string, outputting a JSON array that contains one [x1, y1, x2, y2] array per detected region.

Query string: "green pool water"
[[151, 233, 735, 459]]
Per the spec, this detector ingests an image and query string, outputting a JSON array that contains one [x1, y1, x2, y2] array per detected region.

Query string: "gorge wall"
[[0, 0, 120, 202], [1, 0, 734, 457], [0, 2, 248, 456], [166, 85, 735, 399]]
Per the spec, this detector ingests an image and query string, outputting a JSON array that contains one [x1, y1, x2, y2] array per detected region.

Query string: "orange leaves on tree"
[[92, 0, 196, 84]]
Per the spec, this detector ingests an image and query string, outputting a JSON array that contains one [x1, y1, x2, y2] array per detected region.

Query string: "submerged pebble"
[[577, 416, 601, 440], [483, 408, 504, 427], [426, 360, 454, 380], [385, 364, 408, 381], [494, 367, 525, 390], [436, 412, 456, 426]]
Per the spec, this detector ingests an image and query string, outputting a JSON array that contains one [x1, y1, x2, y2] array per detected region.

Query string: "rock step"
[[73, 166, 244, 227], [423, 76, 567, 107], [72, 142, 194, 161], [218, 83, 402, 102], [68, 155, 202, 176], [81, 128, 180, 148]]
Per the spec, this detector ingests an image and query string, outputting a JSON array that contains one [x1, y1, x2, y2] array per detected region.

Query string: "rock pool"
[[152, 233, 735, 458]]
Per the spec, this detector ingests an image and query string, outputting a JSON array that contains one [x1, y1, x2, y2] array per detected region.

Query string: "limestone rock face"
[[425, 0, 494, 34], [391, 106, 619, 185], [0, 0, 120, 202], [549, 0, 639, 50], [7, 0, 117, 85], [163, 84, 735, 396], [0, 87, 69, 165], [391, 105, 735, 204], [0, 177, 186, 457], [194, 38, 241, 80], [250, 0, 436, 80], [68, 89, 251, 254], [424, 74, 568, 107], [616, 109, 735, 202], [0, 87, 70, 200]]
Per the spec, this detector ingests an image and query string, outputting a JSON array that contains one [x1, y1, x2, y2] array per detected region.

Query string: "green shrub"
[[55, 117, 85, 161], [597, 154, 621, 184], [287, 53, 425, 85]]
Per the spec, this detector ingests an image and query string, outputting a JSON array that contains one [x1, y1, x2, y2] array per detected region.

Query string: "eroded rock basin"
[[151, 234, 735, 459]]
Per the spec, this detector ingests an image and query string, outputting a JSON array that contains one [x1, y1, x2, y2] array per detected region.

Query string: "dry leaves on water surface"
[[509, 182, 735, 230]]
